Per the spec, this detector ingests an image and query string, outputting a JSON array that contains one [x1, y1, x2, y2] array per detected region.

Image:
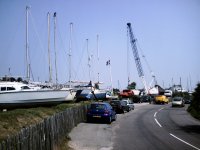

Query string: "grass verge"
[[0, 102, 83, 142]]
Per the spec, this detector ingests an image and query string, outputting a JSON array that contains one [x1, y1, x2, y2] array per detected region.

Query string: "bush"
[[188, 83, 200, 120]]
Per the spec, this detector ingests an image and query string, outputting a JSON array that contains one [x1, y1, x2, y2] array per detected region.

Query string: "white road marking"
[[159, 108, 164, 112], [154, 107, 164, 127], [154, 118, 162, 127], [154, 112, 157, 118], [154, 107, 200, 149], [170, 133, 200, 150]]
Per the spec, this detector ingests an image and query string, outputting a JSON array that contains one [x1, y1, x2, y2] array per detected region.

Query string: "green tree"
[[188, 83, 200, 120], [127, 82, 136, 90]]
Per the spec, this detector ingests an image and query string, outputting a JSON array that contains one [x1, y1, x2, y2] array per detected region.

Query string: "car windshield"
[[110, 101, 120, 105], [173, 98, 182, 101], [90, 104, 106, 110], [121, 101, 127, 105]]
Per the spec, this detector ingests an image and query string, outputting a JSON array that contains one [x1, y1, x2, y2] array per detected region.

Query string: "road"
[[68, 103, 200, 150]]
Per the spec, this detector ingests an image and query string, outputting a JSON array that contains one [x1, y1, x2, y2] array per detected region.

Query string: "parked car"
[[121, 99, 135, 110], [172, 97, 185, 107], [140, 95, 154, 103], [110, 100, 125, 113], [120, 100, 132, 112], [86, 102, 116, 124], [185, 98, 192, 104], [164, 90, 173, 97]]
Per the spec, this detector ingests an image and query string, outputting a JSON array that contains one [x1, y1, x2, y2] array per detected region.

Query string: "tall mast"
[[47, 12, 52, 83], [97, 34, 99, 83], [54, 12, 58, 85], [86, 39, 91, 81], [109, 59, 113, 93], [26, 6, 30, 81], [69, 23, 73, 87]]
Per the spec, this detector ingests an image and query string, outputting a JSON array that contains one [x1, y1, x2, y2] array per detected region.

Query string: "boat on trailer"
[[0, 81, 70, 109]]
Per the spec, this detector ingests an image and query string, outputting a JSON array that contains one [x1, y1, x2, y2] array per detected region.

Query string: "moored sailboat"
[[0, 80, 69, 109], [0, 7, 71, 109]]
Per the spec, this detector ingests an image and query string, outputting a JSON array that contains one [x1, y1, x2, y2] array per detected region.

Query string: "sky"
[[0, 0, 199, 91]]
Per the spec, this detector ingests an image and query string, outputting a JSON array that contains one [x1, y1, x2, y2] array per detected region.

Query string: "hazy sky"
[[0, 0, 199, 91]]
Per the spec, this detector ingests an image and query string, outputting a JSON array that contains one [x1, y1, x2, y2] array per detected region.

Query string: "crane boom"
[[127, 23, 148, 94], [127, 23, 144, 77]]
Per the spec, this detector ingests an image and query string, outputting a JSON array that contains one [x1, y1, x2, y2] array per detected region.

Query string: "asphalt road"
[[68, 103, 200, 150]]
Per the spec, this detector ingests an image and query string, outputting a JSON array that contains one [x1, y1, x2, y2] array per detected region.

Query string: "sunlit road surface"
[[69, 103, 200, 150]]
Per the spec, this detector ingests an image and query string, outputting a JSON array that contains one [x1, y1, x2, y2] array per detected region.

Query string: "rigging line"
[[137, 41, 154, 76], [29, 11, 46, 57], [137, 41, 157, 87], [57, 21, 79, 83], [70, 25, 81, 81], [57, 20, 69, 82], [29, 10, 49, 81], [73, 40, 88, 81], [57, 20, 68, 57]]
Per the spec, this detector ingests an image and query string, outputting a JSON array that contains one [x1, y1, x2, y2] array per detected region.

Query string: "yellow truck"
[[154, 95, 169, 104]]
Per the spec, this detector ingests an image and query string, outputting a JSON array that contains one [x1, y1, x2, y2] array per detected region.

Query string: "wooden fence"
[[0, 105, 87, 150]]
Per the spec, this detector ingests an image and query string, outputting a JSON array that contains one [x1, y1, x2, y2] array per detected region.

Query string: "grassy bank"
[[0, 102, 85, 142]]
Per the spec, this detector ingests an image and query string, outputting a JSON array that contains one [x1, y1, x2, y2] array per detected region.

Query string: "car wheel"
[[107, 116, 112, 124], [87, 117, 91, 123], [113, 114, 117, 121]]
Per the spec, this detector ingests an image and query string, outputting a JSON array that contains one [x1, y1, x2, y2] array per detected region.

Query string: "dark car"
[[140, 95, 153, 103], [86, 102, 116, 124], [185, 98, 192, 104], [110, 100, 125, 113], [121, 99, 135, 111], [120, 100, 132, 112]]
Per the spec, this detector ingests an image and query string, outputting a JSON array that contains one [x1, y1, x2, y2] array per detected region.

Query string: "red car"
[[119, 89, 134, 98]]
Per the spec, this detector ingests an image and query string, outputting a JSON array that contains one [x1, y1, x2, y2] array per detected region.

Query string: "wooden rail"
[[0, 105, 87, 150]]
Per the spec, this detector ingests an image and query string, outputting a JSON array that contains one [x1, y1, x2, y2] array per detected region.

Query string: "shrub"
[[188, 83, 200, 120]]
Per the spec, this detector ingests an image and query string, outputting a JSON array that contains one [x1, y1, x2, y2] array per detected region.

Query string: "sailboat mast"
[[26, 6, 30, 81], [54, 12, 58, 85], [86, 39, 91, 81], [109, 59, 113, 93], [47, 12, 52, 83], [69, 23, 73, 87], [97, 34, 99, 83]]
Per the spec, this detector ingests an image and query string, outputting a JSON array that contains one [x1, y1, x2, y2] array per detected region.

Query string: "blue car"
[[87, 102, 117, 124]]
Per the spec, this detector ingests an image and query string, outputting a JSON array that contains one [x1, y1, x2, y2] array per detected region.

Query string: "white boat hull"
[[65, 91, 76, 101], [0, 90, 70, 108]]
